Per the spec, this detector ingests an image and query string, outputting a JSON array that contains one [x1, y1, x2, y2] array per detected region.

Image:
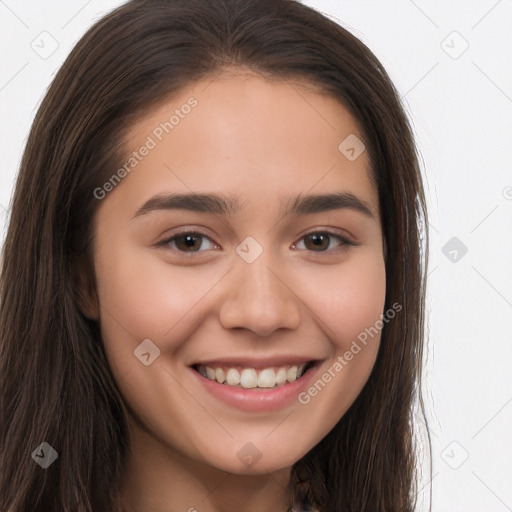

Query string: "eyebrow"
[[133, 191, 375, 219]]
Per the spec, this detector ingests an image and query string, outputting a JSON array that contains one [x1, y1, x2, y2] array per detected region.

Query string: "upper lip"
[[190, 356, 320, 369]]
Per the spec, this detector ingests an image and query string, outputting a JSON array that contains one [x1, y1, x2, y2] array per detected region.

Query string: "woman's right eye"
[[157, 231, 219, 255]]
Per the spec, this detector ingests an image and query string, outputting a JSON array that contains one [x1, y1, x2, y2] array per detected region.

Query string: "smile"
[[194, 363, 313, 389], [189, 356, 321, 412]]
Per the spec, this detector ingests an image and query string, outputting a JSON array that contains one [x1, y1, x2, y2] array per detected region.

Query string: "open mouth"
[[192, 361, 316, 390]]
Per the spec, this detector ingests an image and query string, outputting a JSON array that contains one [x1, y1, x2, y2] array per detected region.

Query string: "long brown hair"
[[0, 1, 431, 510]]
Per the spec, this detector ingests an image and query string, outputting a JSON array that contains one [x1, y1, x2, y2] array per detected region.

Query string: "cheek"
[[303, 252, 387, 349], [294, 252, 387, 412], [94, 244, 224, 371]]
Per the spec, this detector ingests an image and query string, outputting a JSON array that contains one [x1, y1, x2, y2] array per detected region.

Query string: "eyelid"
[[154, 229, 220, 252], [155, 226, 357, 258], [290, 229, 356, 251]]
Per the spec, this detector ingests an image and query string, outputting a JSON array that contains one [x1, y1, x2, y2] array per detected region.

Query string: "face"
[[85, 71, 386, 476]]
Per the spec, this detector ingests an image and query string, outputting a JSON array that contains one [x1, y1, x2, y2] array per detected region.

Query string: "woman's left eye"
[[292, 231, 354, 252]]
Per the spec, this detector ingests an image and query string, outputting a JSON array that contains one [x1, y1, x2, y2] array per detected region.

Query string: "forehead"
[[109, 71, 379, 220]]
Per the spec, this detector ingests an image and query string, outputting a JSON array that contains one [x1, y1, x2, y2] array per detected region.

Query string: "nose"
[[218, 249, 301, 337]]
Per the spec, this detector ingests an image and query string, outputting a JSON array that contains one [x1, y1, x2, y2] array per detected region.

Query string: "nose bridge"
[[240, 250, 282, 300], [218, 240, 301, 335]]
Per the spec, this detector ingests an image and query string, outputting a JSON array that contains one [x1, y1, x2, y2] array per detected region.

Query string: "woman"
[[0, 0, 431, 510]]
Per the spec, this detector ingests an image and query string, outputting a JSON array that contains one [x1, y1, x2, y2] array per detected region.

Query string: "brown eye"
[[174, 233, 204, 252], [303, 233, 330, 251], [293, 231, 354, 252], [158, 231, 218, 254]]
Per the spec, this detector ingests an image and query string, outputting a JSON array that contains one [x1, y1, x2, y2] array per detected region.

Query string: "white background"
[[1, 1, 511, 510]]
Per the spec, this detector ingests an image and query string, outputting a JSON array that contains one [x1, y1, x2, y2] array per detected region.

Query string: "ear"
[[73, 254, 100, 321]]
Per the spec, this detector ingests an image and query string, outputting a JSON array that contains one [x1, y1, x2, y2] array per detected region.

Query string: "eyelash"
[[155, 229, 356, 258]]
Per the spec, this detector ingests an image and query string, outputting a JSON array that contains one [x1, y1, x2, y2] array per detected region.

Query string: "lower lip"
[[189, 364, 319, 413]]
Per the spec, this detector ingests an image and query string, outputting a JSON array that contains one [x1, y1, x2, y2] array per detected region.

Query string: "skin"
[[80, 70, 386, 512]]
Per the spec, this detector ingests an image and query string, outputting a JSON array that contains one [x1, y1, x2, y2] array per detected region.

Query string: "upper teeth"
[[197, 364, 307, 389]]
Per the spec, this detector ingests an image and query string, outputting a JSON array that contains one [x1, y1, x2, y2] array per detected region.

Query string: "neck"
[[114, 419, 294, 512]]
